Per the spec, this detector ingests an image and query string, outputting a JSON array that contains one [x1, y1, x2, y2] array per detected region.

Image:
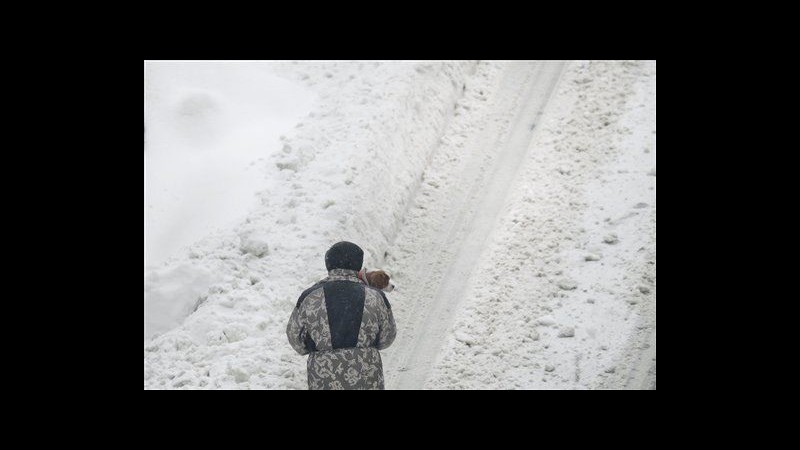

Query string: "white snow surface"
[[144, 60, 656, 390], [145, 62, 315, 268]]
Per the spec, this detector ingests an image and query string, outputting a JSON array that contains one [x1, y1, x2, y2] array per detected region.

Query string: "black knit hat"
[[325, 241, 364, 271]]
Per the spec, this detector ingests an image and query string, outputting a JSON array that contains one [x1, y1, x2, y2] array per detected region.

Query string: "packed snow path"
[[384, 62, 566, 389], [382, 61, 655, 389]]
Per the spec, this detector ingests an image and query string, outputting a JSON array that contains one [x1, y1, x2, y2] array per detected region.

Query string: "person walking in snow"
[[286, 241, 397, 390]]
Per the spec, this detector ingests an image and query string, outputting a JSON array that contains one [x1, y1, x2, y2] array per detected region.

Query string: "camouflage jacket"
[[287, 268, 397, 390]]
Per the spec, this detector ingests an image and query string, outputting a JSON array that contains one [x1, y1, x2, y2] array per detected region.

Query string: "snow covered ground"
[[144, 60, 655, 389], [145, 62, 315, 268]]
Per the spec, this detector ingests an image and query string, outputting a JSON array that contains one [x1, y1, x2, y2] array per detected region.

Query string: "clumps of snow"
[[227, 365, 250, 383], [144, 262, 225, 341], [603, 233, 619, 244], [545, 365, 556, 372], [558, 278, 578, 290], [275, 161, 298, 172], [537, 315, 557, 326], [584, 253, 601, 261], [238, 231, 270, 257], [454, 331, 479, 347], [558, 327, 576, 338]]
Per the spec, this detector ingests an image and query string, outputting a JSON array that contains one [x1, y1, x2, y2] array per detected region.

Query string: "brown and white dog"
[[357, 268, 395, 293]]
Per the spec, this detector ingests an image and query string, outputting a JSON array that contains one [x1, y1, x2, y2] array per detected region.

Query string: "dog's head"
[[365, 270, 395, 293]]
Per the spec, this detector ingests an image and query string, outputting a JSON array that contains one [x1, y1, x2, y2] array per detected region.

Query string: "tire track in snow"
[[626, 328, 656, 389], [384, 62, 566, 389]]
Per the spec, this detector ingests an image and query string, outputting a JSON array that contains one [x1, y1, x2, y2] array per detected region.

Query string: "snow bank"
[[145, 61, 315, 267], [145, 61, 477, 389], [144, 262, 223, 340]]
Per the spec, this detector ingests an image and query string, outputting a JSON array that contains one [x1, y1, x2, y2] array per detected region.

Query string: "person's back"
[[286, 241, 396, 390]]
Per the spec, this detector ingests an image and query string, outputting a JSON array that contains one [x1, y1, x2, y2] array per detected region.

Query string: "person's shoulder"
[[364, 285, 383, 297], [296, 281, 325, 307], [365, 286, 391, 309]]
